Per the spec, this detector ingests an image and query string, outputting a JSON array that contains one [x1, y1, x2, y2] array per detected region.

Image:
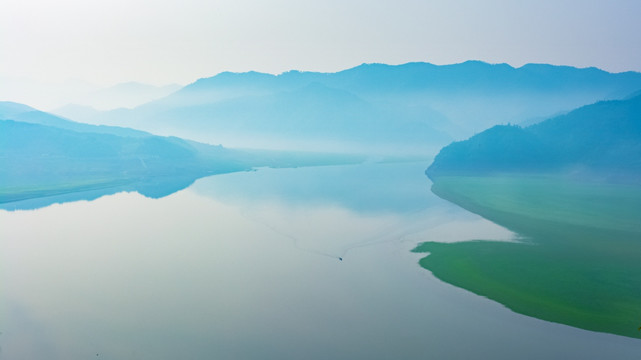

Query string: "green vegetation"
[[0, 178, 134, 204], [414, 175, 641, 338], [426, 93, 641, 181]]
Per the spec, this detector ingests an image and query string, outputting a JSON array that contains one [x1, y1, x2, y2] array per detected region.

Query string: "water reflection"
[[191, 162, 437, 214], [1, 175, 202, 211], [191, 162, 515, 259], [1, 162, 639, 359]]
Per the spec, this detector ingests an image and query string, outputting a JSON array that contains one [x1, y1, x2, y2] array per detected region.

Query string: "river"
[[1, 162, 639, 359]]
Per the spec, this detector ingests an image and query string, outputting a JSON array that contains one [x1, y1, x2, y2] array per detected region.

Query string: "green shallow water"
[[414, 175, 641, 339]]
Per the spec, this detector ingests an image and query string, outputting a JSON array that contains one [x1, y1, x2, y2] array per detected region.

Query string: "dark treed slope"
[[426, 93, 641, 180]]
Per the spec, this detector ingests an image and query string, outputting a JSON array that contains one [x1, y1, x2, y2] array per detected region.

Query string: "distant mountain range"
[[426, 93, 641, 181], [0, 77, 180, 111], [52, 61, 641, 154], [5, 61, 641, 206], [1, 101, 150, 138], [75, 82, 181, 110]]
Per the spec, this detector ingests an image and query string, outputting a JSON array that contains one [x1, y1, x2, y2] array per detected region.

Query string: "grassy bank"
[[414, 175, 641, 339], [0, 178, 136, 204]]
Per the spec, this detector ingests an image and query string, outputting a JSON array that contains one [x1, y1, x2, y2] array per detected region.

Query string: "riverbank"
[[414, 174, 641, 339]]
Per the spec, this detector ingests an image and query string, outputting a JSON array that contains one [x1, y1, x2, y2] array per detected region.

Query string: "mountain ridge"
[[53, 61, 641, 154], [426, 93, 641, 181]]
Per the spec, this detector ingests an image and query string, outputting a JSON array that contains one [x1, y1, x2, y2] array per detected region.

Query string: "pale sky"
[[2, 0, 640, 86]]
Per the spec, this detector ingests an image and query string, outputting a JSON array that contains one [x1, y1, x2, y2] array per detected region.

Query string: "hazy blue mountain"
[[143, 82, 449, 146], [0, 78, 180, 111], [0, 118, 245, 189], [0, 101, 241, 206], [74, 82, 181, 110], [0, 101, 150, 138], [0, 101, 36, 118], [426, 93, 641, 181], [50, 103, 104, 125], [73, 62, 641, 154], [1, 102, 369, 209], [0, 120, 251, 210], [327, 62, 641, 135], [0, 76, 100, 110]]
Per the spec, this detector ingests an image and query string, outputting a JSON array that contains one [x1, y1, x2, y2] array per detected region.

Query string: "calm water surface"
[[1, 162, 639, 359]]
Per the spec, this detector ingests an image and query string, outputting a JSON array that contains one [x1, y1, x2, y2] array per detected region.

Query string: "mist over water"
[[1, 162, 639, 359]]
